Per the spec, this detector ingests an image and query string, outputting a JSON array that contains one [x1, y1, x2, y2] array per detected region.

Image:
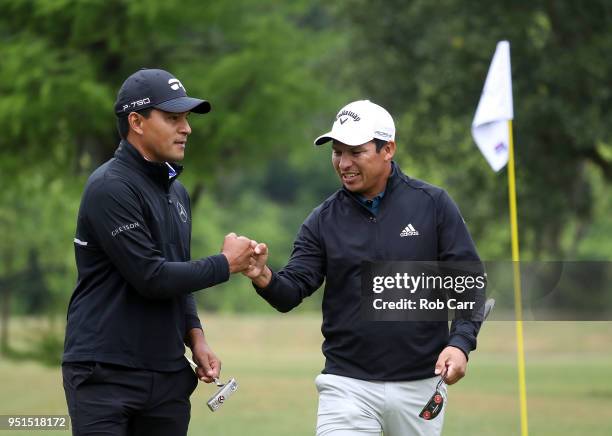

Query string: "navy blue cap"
[[114, 68, 211, 116]]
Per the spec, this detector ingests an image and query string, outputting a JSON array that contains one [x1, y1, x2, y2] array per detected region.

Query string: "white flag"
[[472, 41, 513, 172]]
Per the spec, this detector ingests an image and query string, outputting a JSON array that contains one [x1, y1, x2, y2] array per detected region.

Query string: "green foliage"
[[336, 0, 612, 260], [0, 0, 345, 315], [0, 0, 609, 321], [3, 316, 64, 366], [190, 178, 328, 313]]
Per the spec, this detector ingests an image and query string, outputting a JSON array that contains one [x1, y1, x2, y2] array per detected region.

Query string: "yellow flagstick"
[[507, 120, 529, 436]]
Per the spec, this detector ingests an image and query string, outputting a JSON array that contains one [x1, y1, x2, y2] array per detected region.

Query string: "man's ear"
[[384, 140, 396, 161], [128, 112, 145, 136]]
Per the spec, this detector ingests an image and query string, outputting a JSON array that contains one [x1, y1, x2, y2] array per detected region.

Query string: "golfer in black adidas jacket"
[[245, 100, 484, 436], [62, 69, 254, 436]]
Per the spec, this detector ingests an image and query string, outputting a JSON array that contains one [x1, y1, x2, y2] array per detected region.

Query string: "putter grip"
[[207, 378, 238, 412]]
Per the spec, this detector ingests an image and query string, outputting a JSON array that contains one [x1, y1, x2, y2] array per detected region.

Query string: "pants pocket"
[[62, 362, 96, 390], [186, 366, 198, 396], [314, 374, 327, 392]]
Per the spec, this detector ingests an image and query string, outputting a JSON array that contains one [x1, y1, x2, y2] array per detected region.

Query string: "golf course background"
[[1, 1, 611, 435], [1, 316, 611, 435]]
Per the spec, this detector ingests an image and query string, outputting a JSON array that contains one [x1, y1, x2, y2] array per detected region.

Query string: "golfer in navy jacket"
[[63, 69, 254, 436], [245, 100, 484, 435]]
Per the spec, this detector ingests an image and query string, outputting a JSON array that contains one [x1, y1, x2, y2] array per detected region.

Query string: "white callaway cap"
[[314, 100, 395, 146]]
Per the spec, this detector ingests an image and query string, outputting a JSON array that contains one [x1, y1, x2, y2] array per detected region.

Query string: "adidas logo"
[[400, 223, 419, 237]]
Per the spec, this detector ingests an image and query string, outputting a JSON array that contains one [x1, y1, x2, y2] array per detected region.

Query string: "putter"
[[419, 372, 447, 420], [186, 356, 238, 412], [419, 298, 496, 420]]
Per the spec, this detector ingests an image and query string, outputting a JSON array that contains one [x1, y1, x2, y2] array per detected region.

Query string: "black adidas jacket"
[[256, 162, 483, 381], [63, 140, 229, 371]]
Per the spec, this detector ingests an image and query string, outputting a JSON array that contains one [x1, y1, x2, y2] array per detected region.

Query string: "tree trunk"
[[0, 286, 10, 356], [0, 253, 13, 356]]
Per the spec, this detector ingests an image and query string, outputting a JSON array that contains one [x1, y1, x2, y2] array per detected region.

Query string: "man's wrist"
[[221, 252, 236, 273], [186, 327, 206, 348], [252, 266, 272, 289], [446, 344, 469, 361]]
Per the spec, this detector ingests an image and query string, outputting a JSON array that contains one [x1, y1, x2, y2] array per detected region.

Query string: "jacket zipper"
[[343, 192, 381, 261], [166, 193, 176, 243]]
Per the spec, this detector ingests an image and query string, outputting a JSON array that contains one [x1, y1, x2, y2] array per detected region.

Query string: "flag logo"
[[495, 142, 507, 154]]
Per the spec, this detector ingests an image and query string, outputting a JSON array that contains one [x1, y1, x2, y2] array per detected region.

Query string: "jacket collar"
[[386, 161, 409, 190], [114, 140, 183, 189]]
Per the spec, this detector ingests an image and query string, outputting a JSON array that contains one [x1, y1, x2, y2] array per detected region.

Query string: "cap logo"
[[168, 78, 185, 91], [336, 110, 360, 123], [122, 97, 151, 112], [374, 130, 391, 138]]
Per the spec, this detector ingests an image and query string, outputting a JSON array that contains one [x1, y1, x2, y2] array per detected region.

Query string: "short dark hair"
[[373, 138, 388, 153], [116, 107, 154, 140]]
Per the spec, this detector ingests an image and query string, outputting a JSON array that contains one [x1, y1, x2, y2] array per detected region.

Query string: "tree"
[[336, 0, 612, 259], [0, 0, 347, 319]]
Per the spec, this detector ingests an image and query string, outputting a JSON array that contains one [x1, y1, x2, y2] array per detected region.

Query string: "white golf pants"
[[315, 373, 446, 436]]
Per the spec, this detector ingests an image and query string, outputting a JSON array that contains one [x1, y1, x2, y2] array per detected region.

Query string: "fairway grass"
[[0, 315, 610, 435]]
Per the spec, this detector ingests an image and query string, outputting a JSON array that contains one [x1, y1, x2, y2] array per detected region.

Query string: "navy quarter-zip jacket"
[[257, 162, 483, 381], [63, 140, 229, 371]]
